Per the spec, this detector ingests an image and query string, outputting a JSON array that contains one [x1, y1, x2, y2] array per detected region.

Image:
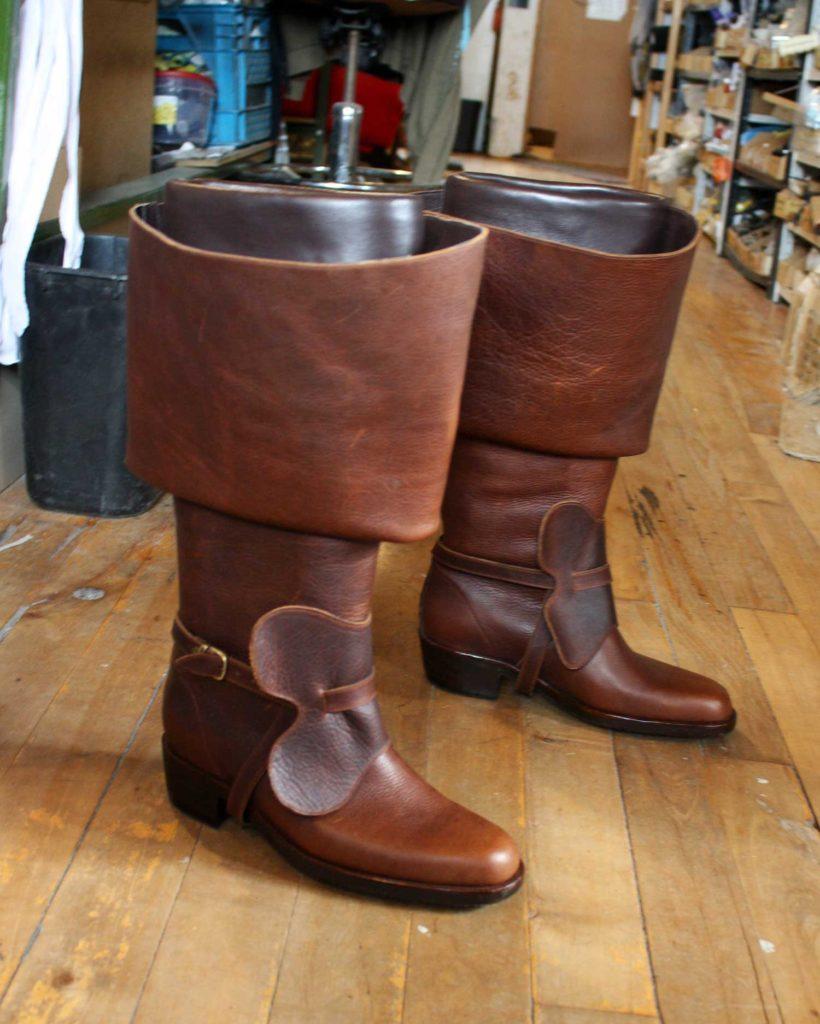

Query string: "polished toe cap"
[[261, 747, 523, 890], [662, 664, 735, 725]]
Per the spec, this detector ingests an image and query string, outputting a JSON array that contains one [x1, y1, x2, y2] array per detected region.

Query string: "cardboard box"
[[677, 48, 714, 75], [739, 130, 790, 181], [714, 25, 748, 56], [794, 126, 820, 156], [706, 84, 738, 113], [726, 226, 774, 277], [777, 250, 810, 293], [775, 188, 805, 222]]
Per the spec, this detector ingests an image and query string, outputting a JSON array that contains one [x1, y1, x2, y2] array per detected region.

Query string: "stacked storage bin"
[[157, 5, 275, 147]]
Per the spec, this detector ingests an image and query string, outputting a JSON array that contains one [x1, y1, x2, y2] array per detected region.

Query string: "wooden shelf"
[[794, 149, 820, 171], [787, 222, 820, 248], [744, 67, 802, 81], [745, 112, 791, 125], [735, 161, 787, 188], [175, 140, 273, 169], [705, 106, 736, 121]]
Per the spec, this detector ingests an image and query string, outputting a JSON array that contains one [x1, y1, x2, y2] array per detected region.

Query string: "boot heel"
[[420, 635, 512, 700], [162, 737, 229, 828]]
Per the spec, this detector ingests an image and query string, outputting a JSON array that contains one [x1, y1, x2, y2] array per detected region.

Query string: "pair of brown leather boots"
[[126, 172, 735, 908]]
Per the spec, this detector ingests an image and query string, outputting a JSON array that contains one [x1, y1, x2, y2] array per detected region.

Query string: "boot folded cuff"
[[126, 205, 487, 542]]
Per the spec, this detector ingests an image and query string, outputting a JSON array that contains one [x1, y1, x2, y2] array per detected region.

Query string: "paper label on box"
[[586, 0, 626, 21], [154, 95, 179, 128]]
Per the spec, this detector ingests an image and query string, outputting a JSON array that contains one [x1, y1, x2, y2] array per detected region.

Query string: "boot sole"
[[162, 737, 524, 908], [420, 634, 737, 739]]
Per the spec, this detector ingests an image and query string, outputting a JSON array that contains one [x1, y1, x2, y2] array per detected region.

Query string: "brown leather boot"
[[126, 180, 522, 906], [420, 173, 736, 738]]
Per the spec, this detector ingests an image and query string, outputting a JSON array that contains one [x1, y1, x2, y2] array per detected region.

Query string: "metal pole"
[[328, 27, 363, 183], [343, 29, 360, 104]]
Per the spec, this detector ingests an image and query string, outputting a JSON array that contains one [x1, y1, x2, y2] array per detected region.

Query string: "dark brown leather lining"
[[444, 172, 698, 256], [164, 179, 426, 262]]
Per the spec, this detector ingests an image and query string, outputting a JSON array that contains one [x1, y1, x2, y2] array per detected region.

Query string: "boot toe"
[[468, 824, 522, 888], [259, 747, 523, 895], [663, 665, 735, 725]]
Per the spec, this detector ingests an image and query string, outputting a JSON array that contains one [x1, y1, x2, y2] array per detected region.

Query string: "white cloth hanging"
[[0, 0, 84, 365]]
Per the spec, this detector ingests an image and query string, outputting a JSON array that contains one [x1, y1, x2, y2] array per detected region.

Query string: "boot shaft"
[[175, 498, 378, 660], [441, 437, 617, 568]]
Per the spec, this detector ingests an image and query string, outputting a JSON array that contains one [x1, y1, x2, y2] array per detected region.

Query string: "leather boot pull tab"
[[515, 610, 551, 695], [537, 502, 617, 671]]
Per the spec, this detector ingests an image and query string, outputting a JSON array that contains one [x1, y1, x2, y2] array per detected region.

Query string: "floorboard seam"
[[127, 827, 199, 1024], [0, 669, 167, 1012], [264, 877, 301, 1024], [613, 737, 664, 1024], [0, 532, 160, 785]]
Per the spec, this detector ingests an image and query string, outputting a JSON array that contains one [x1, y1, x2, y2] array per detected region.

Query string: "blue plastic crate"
[[157, 4, 273, 146]]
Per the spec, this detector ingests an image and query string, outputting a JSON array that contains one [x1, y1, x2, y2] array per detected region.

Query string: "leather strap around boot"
[[433, 501, 615, 693], [172, 609, 386, 819]]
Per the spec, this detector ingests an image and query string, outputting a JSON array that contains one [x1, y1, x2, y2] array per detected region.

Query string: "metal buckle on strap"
[[193, 643, 228, 681]]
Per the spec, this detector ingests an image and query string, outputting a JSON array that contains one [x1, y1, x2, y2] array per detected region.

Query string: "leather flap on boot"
[[538, 502, 616, 671], [249, 606, 388, 816]]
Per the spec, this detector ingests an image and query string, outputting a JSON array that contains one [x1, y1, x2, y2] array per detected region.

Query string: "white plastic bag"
[[0, 0, 84, 365]]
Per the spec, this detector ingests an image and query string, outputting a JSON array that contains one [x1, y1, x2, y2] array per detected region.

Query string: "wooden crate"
[[714, 25, 748, 56], [726, 226, 774, 277], [774, 188, 804, 222], [706, 84, 738, 113], [794, 126, 820, 157], [742, 43, 800, 69], [677, 48, 713, 74], [739, 131, 790, 180]]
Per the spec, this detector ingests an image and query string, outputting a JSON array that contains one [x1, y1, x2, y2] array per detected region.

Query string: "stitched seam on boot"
[[431, 566, 498, 654]]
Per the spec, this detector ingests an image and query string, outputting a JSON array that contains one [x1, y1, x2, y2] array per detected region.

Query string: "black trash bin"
[[21, 235, 161, 517]]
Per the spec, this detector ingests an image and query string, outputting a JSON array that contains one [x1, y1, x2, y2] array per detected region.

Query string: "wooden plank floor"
[[1, 176, 818, 1024]]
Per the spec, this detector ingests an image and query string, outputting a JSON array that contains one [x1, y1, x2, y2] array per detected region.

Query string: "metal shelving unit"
[[695, 11, 814, 296], [718, 61, 799, 294], [635, 0, 819, 298], [770, 24, 820, 302]]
